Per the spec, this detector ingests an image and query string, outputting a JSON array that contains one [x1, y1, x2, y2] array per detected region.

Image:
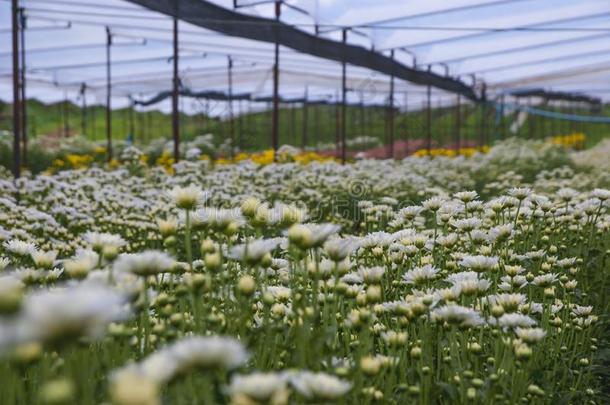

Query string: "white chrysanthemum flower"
[[403, 264, 439, 285], [265, 286, 292, 301], [556, 188, 578, 202], [357, 266, 386, 284], [30, 250, 58, 269], [486, 293, 527, 312], [515, 327, 546, 343], [532, 273, 558, 287], [571, 305, 593, 317], [450, 218, 482, 232], [83, 232, 126, 251], [454, 191, 478, 203], [288, 371, 351, 400], [5, 285, 128, 347], [165, 336, 249, 374], [63, 249, 99, 279], [324, 237, 360, 261], [493, 313, 537, 329], [422, 196, 445, 211], [228, 238, 283, 264], [430, 304, 484, 327], [508, 187, 531, 200], [0, 257, 10, 270], [168, 185, 206, 210], [591, 188, 610, 201], [288, 223, 341, 249], [459, 255, 499, 272], [4, 240, 36, 256], [192, 207, 244, 229], [227, 372, 289, 402], [446, 271, 490, 295], [113, 251, 174, 277]]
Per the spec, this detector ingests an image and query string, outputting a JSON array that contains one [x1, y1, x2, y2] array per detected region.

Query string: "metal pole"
[[387, 49, 395, 159], [271, 0, 281, 160], [105, 27, 112, 162], [19, 7, 27, 166], [80, 83, 87, 138], [455, 94, 461, 152], [426, 66, 432, 154], [11, 0, 21, 179], [63, 91, 69, 137], [403, 91, 408, 156], [227, 55, 234, 158], [479, 84, 487, 149], [172, 16, 180, 162], [129, 98, 135, 143], [341, 29, 347, 164], [301, 87, 308, 149], [313, 103, 319, 151]]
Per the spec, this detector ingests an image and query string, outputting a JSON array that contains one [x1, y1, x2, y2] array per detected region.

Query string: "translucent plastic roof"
[[1, 0, 609, 114]]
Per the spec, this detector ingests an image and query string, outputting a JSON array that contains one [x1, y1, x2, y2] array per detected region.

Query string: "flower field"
[[0, 138, 608, 404]]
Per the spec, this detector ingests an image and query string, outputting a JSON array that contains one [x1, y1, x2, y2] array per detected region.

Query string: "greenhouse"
[[0, 1, 609, 404]]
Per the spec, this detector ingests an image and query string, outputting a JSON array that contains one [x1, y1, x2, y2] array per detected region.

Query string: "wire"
[[22, 6, 610, 32]]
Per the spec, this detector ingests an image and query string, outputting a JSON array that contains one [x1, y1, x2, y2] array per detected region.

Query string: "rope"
[[499, 103, 610, 123]]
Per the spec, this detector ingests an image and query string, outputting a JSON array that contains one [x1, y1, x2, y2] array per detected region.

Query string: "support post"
[[19, 7, 27, 166], [455, 94, 461, 152], [271, 0, 281, 160], [80, 83, 87, 138], [63, 92, 69, 137], [479, 84, 487, 149], [129, 97, 135, 143], [11, 0, 21, 179], [172, 16, 180, 162], [227, 56, 234, 158], [340, 29, 347, 164], [387, 49, 395, 159], [426, 66, 432, 154], [301, 87, 308, 149], [105, 27, 112, 162], [403, 92, 408, 156]]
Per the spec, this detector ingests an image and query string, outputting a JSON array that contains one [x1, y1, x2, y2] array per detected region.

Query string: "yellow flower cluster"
[[217, 150, 335, 166], [155, 151, 175, 174], [550, 132, 586, 149], [53, 154, 94, 170], [413, 146, 490, 158]]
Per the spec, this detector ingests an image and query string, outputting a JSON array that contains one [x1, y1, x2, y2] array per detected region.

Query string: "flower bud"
[[40, 378, 75, 405], [237, 275, 256, 296]]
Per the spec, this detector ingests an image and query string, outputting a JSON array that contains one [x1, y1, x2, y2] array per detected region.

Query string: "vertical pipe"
[[19, 7, 27, 166], [80, 83, 87, 138], [129, 98, 135, 143], [341, 29, 347, 164], [426, 66, 432, 154], [334, 92, 340, 156], [479, 84, 487, 149], [227, 56, 234, 158], [63, 92, 69, 137], [527, 97, 534, 140], [105, 27, 112, 162], [358, 98, 366, 135], [291, 103, 296, 144], [403, 91, 408, 156], [455, 94, 461, 152], [301, 87, 308, 149], [271, 0, 281, 160], [172, 16, 180, 162], [387, 49, 395, 159], [313, 103, 319, 151], [500, 94, 507, 140], [11, 0, 21, 179]]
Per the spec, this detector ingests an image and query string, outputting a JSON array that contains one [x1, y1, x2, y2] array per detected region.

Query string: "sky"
[[1, 0, 609, 114]]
